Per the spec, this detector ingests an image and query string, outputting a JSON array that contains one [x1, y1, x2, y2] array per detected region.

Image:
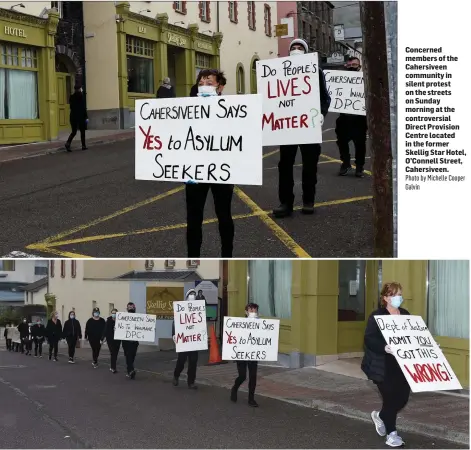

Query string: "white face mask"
[[187, 294, 196, 301], [248, 312, 258, 318], [290, 49, 305, 56], [198, 85, 217, 97]]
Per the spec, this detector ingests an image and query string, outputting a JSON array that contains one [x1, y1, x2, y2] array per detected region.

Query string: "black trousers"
[[186, 183, 234, 258], [6, 339, 12, 350], [67, 120, 86, 147], [278, 143, 321, 206], [376, 374, 411, 434], [24, 338, 32, 353], [34, 339, 43, 356], [89, 339, 101, 363], [335, 115, 367, 168], [122, 341, 138, 373], [66, 336, 78, 359], [49, 340, 59, 358], [174, 351, 199, 385], [107, 340, 121, 370], [233, 361, 258, 401]]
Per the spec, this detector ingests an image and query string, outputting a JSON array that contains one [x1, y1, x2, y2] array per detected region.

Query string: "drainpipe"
[[216, 1, 220, 33]]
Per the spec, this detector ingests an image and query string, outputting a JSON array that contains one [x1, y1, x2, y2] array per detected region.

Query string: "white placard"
[[115, 312, 156, 342], [256, 53, 323, 146], [374, 315, 462, 392], [173, 300, 208, 352], [222, 317, 280, 361], [325, 70, 366, 115], [135, 95, 263, 186]]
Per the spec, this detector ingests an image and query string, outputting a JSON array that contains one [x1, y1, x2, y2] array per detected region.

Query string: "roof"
[[23, 277, 48, 293], [116, 270, 202, 281]]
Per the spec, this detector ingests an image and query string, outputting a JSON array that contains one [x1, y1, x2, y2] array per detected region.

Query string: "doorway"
[[55, 57, 73, 132]]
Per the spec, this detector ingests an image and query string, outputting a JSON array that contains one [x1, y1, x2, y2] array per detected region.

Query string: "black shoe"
[[53, 357, 58, 362], [248, 399, 259, 407], [301, 203, 315, 215], [172, 377, 179, 386], [82, 146, 88, 151], [188, 384, 198, 390], [230, 387, 238, 403], [273, 204, 293, 218], [65, 143, 72, 152], [49, 355, 52, 360], [130, 370, 136, 379], [355, 167, 365, 178], [338, 164, 352, 176]]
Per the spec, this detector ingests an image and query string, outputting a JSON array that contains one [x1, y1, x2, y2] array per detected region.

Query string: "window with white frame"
[[229, 1, 237, 22], [200, 1, 210, 22], [264, 4, 271, 36], [248, 260, 292, 319], [50, 1, 63, 18], [34, 261, 48, 276], [247, 1, 255, 30], [427, 260, 469, 339]]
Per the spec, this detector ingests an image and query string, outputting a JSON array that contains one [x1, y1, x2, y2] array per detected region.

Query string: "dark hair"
[[93, 307, 100, 313], [198, 68, 226, 86], [348, 56, 360, 63], [245, 303, 259, 311]]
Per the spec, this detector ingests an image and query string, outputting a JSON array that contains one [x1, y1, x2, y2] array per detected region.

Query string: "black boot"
[[273, 204, 293, 218], [230, 387, 238, 403], [248, 398, 259, 407], [65, 142, 72, 152], [301, 203, 315, 215]]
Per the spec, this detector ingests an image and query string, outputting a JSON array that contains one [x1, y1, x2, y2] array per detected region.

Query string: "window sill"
[[175, 9, 187, 15], [0, 119, 43, 124], [200, 18, 211, 23], [229, 18, 238, 24], [249, 26, 256, 31]]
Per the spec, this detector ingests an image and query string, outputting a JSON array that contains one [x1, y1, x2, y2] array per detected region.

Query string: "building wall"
[[24, 285, 48, 306], [276, 1, 297, 58], [0, 260, 46, 284]]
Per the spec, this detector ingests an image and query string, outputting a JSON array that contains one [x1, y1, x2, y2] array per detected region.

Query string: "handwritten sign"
[[256, 53, 322, 146], [222, 317, 280, 361], [135, 95, 263, 186], [375, 315, 462, 392], [173, 300, 208, 352], [115, 312, 156, 342], [325, 70, 365, 115]]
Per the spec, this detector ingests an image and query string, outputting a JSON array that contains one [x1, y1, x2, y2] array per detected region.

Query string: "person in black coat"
[[65, 84, 88, 152], [361, 282, 411, 448], [46, 312, 62, 361], [3, 325, 11, 351], [31, 318, 46, 357], [85, 307, 106, 368], [122, 302, 140, 380], [62, 311, 82, 364], [102, 309, 121, 374], [17, 317, 29, 354], [156, 77, 176, 99], [272, 38, 332, 218]]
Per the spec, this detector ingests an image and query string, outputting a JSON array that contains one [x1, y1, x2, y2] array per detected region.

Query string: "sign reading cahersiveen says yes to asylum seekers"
[[135, 95, 263, 186], [375, 315, 462, 393]]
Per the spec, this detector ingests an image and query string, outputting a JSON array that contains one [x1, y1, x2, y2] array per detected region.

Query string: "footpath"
[[0, 129, 134, 163], [44, 343, 470, 446]]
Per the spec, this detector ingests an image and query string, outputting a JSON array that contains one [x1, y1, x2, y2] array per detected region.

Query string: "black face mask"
[[127, 308, 136, 313], [347, 67, 360, 71]]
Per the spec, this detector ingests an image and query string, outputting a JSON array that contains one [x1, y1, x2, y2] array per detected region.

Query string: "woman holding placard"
[[361, 282, 411, 448]]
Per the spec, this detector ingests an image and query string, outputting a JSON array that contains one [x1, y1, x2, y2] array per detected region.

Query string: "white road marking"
[[1, 251, 40, 258]]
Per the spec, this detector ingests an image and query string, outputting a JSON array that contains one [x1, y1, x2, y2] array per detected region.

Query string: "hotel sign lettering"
[[138, 26, 147, 34], [167, 32, 187, 47], [4, 26, 27, 38], [196, 41, 212, 51]]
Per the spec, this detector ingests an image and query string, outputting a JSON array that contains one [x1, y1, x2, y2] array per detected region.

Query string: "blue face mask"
[[93, 312, 99, 317], [70, 315, 75, 320], [390, 295, 403, 308], [111, 314, 116, 319]]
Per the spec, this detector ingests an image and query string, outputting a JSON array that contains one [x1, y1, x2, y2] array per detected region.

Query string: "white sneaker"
[[386, 431, 404, 447], [371, 410, 386, 437]]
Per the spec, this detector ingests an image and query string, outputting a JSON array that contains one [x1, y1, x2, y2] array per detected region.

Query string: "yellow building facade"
[[228, 260, 470, 388]]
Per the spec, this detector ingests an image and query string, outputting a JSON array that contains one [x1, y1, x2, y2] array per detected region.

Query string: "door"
[[337, 260, 379, 355], [56, 73, 71, 131]]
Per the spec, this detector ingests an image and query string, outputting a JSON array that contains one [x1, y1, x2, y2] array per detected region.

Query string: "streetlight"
[[10, 3, 25, 10]]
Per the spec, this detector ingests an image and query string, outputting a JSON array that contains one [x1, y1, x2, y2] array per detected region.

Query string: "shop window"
[[0, 260, 15, 271], [338, 260, 366, 321], [427, 260, 469, 339], [264, 4, 271, 37], [199, 1, 211, 22], [228, 1, 238, 23], [236, 63, 245, 94], [126, 36, 154, 94], [196, 52, 211, 69], [0, 44, 39, 120], [247, 1, 255, 30], [248, 261, 292, 319]]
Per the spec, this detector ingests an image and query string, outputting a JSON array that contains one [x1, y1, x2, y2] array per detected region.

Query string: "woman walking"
[[85, 307, 106, 368], [102, 309, 121, 373], [65, 84, 88, 152], [361, 282, 411, 448], [46, 311, 62, 361], [63, 311, 82, 364]]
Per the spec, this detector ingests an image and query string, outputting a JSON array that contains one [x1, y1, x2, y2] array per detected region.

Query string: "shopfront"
[[114, 2, 222, 128], [228, 260, 470, 388], [0, 8, 59, 145]]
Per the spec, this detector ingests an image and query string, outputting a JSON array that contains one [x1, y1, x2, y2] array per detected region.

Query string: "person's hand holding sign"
[[172, 335, 176, 343], [384, 344, 394, 354]]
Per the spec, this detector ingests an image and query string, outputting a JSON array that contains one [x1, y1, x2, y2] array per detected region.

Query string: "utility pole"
[[360, 1, 394, 257]]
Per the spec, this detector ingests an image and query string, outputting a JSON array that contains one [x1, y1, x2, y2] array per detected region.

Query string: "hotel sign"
[[196, 41, 212, 51], [167, 32, 187, 47], [138, 26, 147, 34], [4, 26, 27, 38]]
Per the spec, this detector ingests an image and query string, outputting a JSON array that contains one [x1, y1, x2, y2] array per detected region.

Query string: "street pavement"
[[0, 347, 466, 449], [0, 114, 374, 258]]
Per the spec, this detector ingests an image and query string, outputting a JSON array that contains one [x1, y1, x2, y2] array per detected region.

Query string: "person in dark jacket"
[[102, 308, 121, 374], [361, 282, 411, 448], [273, 38, 331, 218], [172, 289, 199, 389], [122, 302, 139, 379], [336, 56, 368, 178], [85, 307, 106, 368], [156, 77, 176, 99], [46, 311, 62, 361], [31, 318, 46, 357], [17, 317, 29, 354], [65, 84, 88, 152], [63, 311, 82, 364], [4, 324, 12, 351]]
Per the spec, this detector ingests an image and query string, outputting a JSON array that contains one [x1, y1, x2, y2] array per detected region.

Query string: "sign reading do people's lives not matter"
[[222, 317, 280, 361], [256, 53, 322, 146], [375, 315, 462, 392], [173, 300, 208, 352], [325, 70, 366, 115], [135, 95, 263, 186], [115, 312, 157, 342]]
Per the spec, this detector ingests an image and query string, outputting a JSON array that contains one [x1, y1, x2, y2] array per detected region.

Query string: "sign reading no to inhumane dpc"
[[135, 95, 263, 186], [115, 312, 156, 342], [375, 315, 462, 392], [324, 70, 366, 115]]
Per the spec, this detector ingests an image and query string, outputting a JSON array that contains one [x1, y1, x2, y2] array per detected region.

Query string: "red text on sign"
[[267, 76, 312, 99], [139, 126, 163, 150], [179, 312, 203, 325], [262, 113, 308, 131], [404, 363, 452, 383], [176, 332, 202, 343]]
